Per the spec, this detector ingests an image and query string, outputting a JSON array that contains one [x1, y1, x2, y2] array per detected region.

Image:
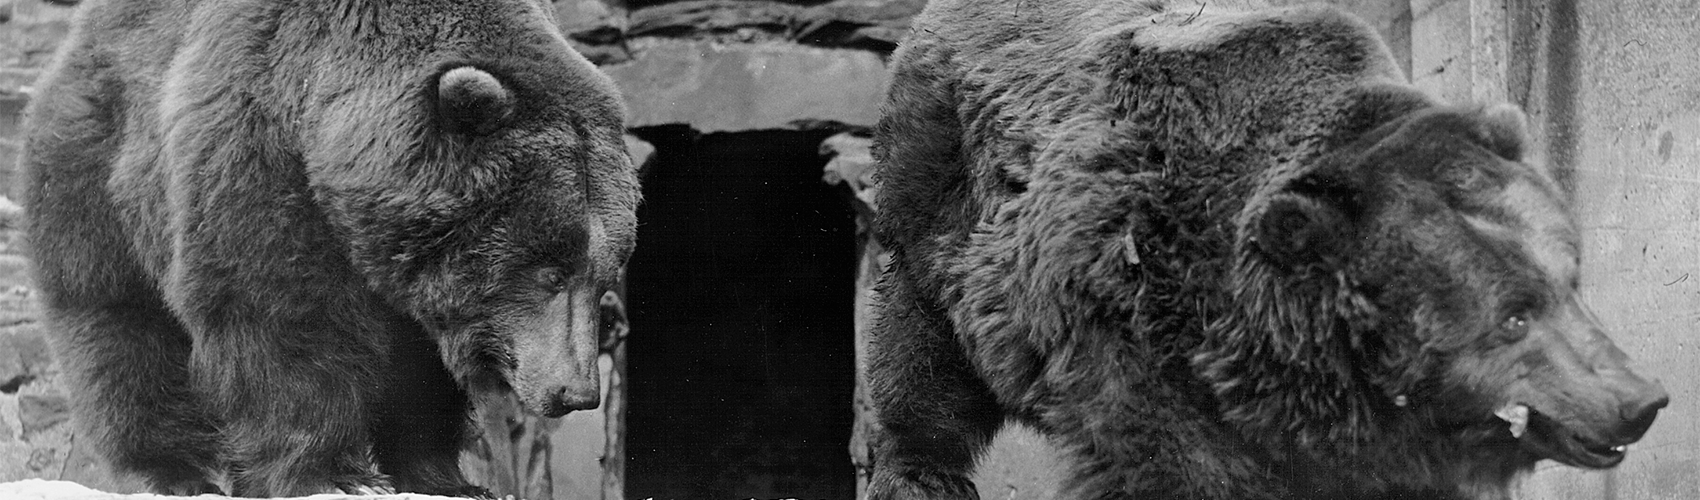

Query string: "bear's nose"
[[543, 385, 600, 417], [1598, 377, 1666, 442], [1611, 382, 1667, 443]]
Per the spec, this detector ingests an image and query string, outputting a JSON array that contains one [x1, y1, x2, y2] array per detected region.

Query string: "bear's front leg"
[[867, 271, 1003, 500], [44, 299, 227, 496], [371, 329, 489, 498], [1031, 359, 1281, 500], [186, 294, 399, 497]]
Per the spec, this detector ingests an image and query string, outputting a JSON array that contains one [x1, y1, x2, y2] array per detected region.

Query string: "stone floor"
[[0, 479, 472, 500]]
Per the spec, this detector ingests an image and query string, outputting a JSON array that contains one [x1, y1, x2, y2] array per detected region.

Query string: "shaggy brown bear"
[[867, 1, 1669, 499], [20, 0, 638, 497]]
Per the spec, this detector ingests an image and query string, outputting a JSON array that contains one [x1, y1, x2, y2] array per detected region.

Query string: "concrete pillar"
[[1410, 0, 1511, 105], [1525, 1, 1700, 498]]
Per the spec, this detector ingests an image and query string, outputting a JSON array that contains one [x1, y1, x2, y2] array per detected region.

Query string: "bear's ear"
[[1475, 103, 1528, 162], [437, 66, 514, 136], [1251, 177, 1359, 270]]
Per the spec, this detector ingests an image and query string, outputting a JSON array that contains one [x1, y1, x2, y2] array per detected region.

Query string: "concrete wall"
[[1500, 1, 1697, 499]]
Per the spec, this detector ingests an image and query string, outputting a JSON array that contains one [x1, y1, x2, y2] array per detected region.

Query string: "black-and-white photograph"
[[0, 0, 1692, 499]]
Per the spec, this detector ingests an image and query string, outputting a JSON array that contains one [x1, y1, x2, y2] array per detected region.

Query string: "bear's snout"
[[1600, 371, 1667, 444], [513, 283, 604, 417], [539, 382, 603, 418], [1496, 297, 1669, 468]]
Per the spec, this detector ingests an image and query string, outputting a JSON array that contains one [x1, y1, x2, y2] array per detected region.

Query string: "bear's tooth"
[[1494, 403, 1530, 438]]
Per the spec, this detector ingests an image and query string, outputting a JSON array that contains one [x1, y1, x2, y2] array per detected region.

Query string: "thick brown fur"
[[20, 0, 639, 497], [867, 1, 1667, 499]]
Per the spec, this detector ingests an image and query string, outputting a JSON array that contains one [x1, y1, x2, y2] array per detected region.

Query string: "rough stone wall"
[[556, 0, 922, 65], [0, 0, 105, 489], [0, 0, 70, 199]]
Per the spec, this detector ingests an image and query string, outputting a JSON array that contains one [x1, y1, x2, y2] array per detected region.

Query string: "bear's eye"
[[535, 268, 569, 293], [1498, 315, 1530, 341]]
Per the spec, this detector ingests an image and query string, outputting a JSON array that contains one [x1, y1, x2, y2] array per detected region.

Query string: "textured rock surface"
[[604, 39, 888, 132], [559, 0, 924, 64]]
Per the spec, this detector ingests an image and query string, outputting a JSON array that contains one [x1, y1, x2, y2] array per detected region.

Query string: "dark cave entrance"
[[624, 127, 859, 500]]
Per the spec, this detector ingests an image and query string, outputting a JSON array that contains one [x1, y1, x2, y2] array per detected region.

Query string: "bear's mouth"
[[1520, 407, 1630, 469]]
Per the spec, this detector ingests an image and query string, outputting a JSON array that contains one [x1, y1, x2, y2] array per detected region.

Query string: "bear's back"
[[29, 0, 626, 283], [876, 0, 1411, 290]]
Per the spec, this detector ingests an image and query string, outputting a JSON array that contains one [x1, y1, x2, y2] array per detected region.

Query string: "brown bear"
[[867, 1, 1669, 499], [19, 0, 639, 497]]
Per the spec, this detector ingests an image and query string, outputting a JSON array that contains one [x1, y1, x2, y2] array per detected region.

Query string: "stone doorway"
[[623, 127, 860, 500]]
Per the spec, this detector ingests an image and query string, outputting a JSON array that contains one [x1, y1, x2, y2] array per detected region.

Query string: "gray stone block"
[[604, 39, 888, 132], [17, 393, 66, 442]]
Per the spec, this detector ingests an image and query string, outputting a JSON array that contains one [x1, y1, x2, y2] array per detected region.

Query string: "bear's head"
[[1197, 100, 1669, 488], [309, 56, 639, 418]]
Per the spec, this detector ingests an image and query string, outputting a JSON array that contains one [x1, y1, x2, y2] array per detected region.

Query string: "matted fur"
[[20, 0, 639, 496], [867, 1, 1664, 499]]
